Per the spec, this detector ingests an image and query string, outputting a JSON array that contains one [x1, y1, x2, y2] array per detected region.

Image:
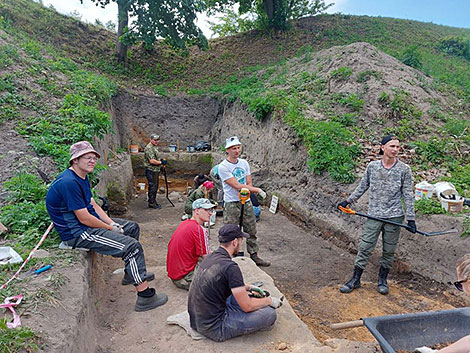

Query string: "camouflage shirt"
[[144, 143, 160, 172], [347, 159, 415, 220]]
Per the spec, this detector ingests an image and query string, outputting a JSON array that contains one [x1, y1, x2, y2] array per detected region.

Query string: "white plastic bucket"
[[440, 196, 464, 213], [138, 182, 146, 191], [434, 181, 458, 200], [168, 145, 177, 152], [415, 181, 434, 200]]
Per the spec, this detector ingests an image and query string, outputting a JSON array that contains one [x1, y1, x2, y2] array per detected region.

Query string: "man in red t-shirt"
[[167, 198, 216, 290]]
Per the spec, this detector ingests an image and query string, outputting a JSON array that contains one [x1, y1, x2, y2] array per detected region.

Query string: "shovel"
[[338, 206, 458, 237], [161, 161, 174, 207]]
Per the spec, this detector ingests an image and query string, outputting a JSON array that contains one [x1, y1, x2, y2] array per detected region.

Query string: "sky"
[[40, 0, 470, 38]]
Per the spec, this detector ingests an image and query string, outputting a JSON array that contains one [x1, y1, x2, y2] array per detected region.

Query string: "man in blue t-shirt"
[[188, 224, 283, 342], [46, 141, 168, 312]]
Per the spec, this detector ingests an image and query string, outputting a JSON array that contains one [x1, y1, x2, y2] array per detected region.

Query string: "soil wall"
[[210, 100, 466, 285]]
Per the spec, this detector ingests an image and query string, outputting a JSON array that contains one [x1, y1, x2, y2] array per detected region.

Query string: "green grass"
[[0, 320, 40, 353]]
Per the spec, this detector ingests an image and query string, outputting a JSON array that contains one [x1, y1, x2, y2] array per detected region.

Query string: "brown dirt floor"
[[93, 192, 470, 351]]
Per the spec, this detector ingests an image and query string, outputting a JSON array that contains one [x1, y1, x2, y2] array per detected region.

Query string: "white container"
[[415, 181, 434, 200], [440, 196, 464, 213], [168, 145, 177, 152], [138, 182, 146, 191], [434, 181, 458, 200], [0, 247, 23, 265]]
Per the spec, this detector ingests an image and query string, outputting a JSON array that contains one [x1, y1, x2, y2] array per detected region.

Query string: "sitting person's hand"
[[269, 296, 284, 309], [111, 222, 124, 234]]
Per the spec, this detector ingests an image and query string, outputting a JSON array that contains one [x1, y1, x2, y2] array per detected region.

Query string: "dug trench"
[[84, 81, 470, 351]]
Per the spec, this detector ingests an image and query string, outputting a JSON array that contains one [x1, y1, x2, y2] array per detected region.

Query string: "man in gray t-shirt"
[[337, 135, 416, 295]]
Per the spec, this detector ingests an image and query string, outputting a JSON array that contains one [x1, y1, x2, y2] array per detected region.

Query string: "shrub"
[[438, 36, 470, 60], [401, 45, 423, 69]]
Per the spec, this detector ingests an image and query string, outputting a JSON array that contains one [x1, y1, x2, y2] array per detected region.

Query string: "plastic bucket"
[[440, 196, 464, 213], [138, 182, 146, 191], [168, 145, 177, 152], [130, 145, 139, 154], [414, 181, 434, 200], [187, 145, 195, 153], [434, 181, 458, 200]]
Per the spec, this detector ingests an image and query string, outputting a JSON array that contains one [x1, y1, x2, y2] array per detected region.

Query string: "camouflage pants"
[[354, 216, 404, 270], [172, 270, 195, 290], [223, 201, 258, 255]]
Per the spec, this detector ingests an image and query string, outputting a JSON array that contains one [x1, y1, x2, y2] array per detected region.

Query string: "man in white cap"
[[218, 136, 270, 267], [46, 141, 168, 312], [167, 198, 215, 290], [144, 133, 163, 209]]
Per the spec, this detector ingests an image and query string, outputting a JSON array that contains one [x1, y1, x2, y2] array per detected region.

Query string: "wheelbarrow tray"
[[363, 307, 470, 353]]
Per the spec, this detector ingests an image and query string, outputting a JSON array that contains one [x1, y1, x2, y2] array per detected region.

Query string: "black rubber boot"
[[340, 266, 363, 293], [377, 266, 390, 295], [122, 272, 155, 286], [135, 289, 168, 312]]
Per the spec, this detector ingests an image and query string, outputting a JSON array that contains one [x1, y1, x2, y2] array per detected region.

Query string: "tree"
[[81, 0, 207, 62], [204, 0, 332, 31]]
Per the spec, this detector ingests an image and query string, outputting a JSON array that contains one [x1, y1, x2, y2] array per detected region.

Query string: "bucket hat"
[[225, 136, 241, 149], [69, 141, 100, 164]]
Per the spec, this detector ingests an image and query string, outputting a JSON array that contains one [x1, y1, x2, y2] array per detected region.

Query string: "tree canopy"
[[82, 0, 207, 62], [204, 0, 333, 32]]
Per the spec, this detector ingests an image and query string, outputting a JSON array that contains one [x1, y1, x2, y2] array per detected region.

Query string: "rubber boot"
[[377, 266, 390, 295], [250, 253, 271, 267], [135, 289, 168, 312], [340, 266, 363, 293]]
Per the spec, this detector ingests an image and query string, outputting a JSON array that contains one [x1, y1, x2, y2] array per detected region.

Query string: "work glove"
[[269, 296, 284, 309], [413, 347, 438, 353], [249, 285, 265, 298], [111, 222, 124, 234], [258, 189, 266, 200], [407, 220, 417, 233], [337, 200, 350, 209], [160, 158, 167, 165]]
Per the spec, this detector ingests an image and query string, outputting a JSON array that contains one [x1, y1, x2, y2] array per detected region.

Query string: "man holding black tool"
[[218, 136, 270, 267], [337, 135, 416, 295], [46, 141, 168, 311]]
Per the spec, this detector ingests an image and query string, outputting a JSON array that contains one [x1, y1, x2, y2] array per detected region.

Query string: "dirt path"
[[94, 194, 469, 351]]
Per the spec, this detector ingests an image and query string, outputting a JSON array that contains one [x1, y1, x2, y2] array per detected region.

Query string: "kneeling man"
[[188, 224, 282, 342], [167, 198, 215, 290]]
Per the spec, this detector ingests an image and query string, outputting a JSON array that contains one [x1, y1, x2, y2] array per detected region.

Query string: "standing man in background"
[[338, 135, 416, 295], [218, 136, 270, 267], [144, 133, 162, 209]]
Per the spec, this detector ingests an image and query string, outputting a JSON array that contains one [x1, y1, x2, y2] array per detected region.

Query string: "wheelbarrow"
[[331, 307, 470, 353]]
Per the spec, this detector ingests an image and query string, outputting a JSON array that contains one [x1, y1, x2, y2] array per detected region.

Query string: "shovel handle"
[[330, 320, 364, 330]]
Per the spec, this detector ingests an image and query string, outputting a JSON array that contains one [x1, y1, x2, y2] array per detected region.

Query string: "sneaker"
[[250, 253, 271, 267], [135, 292, 168, 312], [148, 203, 161, 209], [122, 272, 155, 286]]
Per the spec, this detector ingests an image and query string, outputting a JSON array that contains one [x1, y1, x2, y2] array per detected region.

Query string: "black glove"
[[407, 220, 417, 233], [160, 158, 167, 165], [337, 200, 350, 209]]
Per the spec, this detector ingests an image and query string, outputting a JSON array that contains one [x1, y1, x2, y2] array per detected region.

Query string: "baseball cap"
[[202, 181, 214, 190], [150, 134, 160, 140], [379, 135, 399, 155], [218, 224, 249, 243], [225, 136, 241, 149], [69, 141, 100, 164], [192, 198, 216, 210]]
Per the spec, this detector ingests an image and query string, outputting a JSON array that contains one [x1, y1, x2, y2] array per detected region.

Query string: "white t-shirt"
[[218, 158, 251, 202]]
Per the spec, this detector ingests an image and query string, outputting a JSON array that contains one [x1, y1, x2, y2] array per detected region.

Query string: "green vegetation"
[[415, 198, 445, 215], [330, 66, 353, 80], [0, 320, 40, 353]]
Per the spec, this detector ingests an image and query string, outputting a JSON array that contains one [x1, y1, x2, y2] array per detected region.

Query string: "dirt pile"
[[208, 42, 468, 288]]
